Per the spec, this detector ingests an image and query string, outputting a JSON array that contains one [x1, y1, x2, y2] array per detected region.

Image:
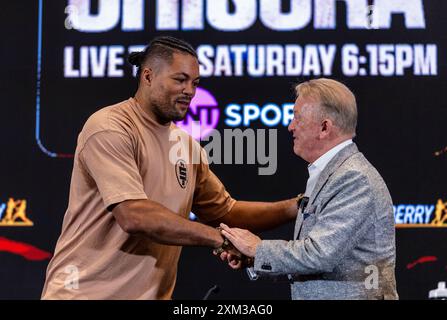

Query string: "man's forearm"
[[213, 198, 297, 232], [113, 199, 223, 248]]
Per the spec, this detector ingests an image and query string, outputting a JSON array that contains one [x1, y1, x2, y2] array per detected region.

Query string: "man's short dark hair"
[[128, 36, 197, 77]]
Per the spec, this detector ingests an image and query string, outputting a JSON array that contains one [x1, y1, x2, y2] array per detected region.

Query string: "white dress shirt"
[[304, 139, 353, 196]]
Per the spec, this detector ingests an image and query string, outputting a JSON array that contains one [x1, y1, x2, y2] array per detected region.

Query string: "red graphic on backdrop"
[[0, 237, 51, 261], [406, 256, 438, 269]]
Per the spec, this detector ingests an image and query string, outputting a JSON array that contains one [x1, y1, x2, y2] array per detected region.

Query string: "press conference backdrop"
[[0, 0, 446, 299]]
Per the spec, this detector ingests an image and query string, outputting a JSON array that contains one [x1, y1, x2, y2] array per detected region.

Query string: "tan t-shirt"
[[41, 98, 235, 300]]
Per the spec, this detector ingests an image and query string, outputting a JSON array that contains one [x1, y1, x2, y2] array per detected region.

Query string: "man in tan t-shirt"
[[41, 36, 297, 300]]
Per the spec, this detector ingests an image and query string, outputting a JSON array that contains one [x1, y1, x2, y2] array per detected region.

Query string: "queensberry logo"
[[0, 198, 33, 227], [394, 199, 447, 228], [0, 196, 51, 260]]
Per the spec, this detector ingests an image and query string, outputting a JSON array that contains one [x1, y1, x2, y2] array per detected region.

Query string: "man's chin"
[[171, 111, 187, 122]]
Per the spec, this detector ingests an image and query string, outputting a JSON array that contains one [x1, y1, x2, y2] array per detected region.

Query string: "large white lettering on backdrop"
[[67, 0, 425, 32]]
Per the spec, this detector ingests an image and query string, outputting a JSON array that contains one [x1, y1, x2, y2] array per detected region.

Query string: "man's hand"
[[212, 235, 254, 270], [218, 249, 244, 270], [219, 223, 261, 258]]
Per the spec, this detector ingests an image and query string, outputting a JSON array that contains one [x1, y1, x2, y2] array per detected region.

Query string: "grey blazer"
[[254, 143, 398, 300]]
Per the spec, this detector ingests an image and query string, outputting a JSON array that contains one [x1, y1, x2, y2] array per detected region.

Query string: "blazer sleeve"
[[254, 170, 375, 276]]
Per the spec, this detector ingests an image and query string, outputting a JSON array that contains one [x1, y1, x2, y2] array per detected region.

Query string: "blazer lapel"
[[294, 143, 359, 240]]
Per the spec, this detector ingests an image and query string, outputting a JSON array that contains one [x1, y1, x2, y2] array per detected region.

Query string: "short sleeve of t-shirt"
[[192, 149, 236, 222], [79, 130, 148, 209]]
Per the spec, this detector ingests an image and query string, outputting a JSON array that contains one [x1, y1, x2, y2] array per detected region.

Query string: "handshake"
[[212, 223, 262, 270]]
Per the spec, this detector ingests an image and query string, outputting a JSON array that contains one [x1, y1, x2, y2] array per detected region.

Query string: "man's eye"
[[193, 82, 199, 87], [175, 78, 185, 83]]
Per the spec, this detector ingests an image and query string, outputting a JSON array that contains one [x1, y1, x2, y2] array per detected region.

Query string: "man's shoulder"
[[333, 151, 389, 195], [80, 99, 134, 140], [338, 151, 371, 174], [342, 152, 383, 179], [73, 99, 137, 154]]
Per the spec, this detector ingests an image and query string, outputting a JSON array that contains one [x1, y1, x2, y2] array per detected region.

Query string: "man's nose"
[[183, 82, 195, 96], [288, 120, 294, 132]]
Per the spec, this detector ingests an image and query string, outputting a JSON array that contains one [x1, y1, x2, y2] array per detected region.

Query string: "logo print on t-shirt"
[[175, 160, 188, 189]]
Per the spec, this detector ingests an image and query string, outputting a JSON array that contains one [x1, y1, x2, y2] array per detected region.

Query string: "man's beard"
[[153, 101, 187, 123]]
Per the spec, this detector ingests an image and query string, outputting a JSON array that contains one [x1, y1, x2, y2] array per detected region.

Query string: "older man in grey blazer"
[[220, 78, 398, 300]]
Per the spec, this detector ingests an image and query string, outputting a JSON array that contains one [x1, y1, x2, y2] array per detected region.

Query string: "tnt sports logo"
[[175, 160, 188, 189], [394, 199, 447, 228], [176, 87, 220, 140]]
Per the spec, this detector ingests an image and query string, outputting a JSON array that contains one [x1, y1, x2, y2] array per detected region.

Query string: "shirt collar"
[[308, 139, 353, 176]]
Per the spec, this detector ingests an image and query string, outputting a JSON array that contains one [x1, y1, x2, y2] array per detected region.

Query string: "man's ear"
[[320, 118, 333, 139], [141, 67, 153, 86]]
